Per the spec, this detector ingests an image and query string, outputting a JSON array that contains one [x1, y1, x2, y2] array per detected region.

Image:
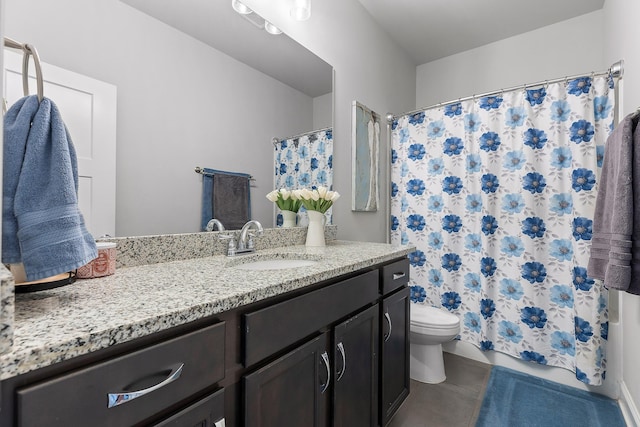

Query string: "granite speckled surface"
[[0, 266, 14, 355], [102, 225, 338, 268], [1, 239, 412, 380]]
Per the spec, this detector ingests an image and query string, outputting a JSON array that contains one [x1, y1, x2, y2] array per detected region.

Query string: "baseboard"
[[619, 381, 640, 427]]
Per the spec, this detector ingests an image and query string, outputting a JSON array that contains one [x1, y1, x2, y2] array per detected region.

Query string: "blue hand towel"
[[3, 95, 97, 281]]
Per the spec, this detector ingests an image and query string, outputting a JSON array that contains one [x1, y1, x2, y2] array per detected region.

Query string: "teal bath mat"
[[476, 366, 625, 427]]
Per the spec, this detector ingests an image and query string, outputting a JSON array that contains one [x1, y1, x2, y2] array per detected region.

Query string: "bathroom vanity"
[[0, 238, 412, 426]]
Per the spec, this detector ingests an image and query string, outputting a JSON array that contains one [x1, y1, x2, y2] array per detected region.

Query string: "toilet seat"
[[411, 304, 459, 329]]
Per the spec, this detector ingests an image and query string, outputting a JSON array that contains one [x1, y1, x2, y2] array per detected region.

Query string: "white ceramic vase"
[[306, 210, 326, 247], [281, 210, 297, 228]]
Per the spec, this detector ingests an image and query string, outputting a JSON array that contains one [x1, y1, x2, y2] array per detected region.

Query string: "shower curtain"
[[391, 75, 615, 385], [274, 128, 333, 226]]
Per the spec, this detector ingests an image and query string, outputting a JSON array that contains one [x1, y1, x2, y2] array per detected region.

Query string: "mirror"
[[4, 0, 333, 236]]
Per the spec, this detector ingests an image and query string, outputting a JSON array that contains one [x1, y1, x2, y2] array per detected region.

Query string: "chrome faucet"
[[238, 220, 264, 252], [206, 218, 225, 232]]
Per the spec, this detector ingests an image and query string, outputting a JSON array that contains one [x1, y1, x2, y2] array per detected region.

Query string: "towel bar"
[[194, 166, 255, 181]]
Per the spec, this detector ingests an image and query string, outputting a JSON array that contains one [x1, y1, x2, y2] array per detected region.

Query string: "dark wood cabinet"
[[2, 257, 410, 427], [333, 304, 379, 427], [243, 333, 330, 427], [380, 286, 410, 426], [153, 388, 226, 427], [15, 322, 226, 427], [243, 270, 381, 427], [244, 304, 380, 427]]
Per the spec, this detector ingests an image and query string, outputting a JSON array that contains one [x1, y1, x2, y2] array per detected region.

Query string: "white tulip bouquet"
[[266, 188, 302, 212], [266, 187, 340, 214], [295, 186, 340, 214]]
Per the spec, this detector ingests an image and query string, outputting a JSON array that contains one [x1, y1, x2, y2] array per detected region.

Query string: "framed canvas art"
[[352, 101, 380, 211]]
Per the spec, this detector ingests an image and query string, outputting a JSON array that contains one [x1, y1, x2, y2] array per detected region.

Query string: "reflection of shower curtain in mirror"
[[274, 128, 333, 226]]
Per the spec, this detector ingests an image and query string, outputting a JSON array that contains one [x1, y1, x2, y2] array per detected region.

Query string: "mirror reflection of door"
[[3, 49, 117, 238]]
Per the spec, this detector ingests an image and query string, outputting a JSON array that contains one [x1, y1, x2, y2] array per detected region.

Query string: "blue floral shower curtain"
[[391, 75, 615, 384], [274, 128, 333, 226]]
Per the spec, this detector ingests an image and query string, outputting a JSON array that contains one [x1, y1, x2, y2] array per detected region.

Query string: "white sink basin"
[[232, 258, 318, 271]]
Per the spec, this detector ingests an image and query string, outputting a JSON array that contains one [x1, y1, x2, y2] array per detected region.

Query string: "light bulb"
[[290, 0, 311, 21], [264, 21, 283, 35], [232, 0, 252, 15]]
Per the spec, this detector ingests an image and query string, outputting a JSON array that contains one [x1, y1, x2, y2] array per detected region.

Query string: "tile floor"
[[388, 352, 492, 427]]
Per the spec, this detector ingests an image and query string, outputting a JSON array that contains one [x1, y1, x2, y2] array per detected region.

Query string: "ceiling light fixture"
[[264, 21, 283, 35], [231, 0, 252, 15], [290, 0, 311, 21], [232, 0, 282, 36]]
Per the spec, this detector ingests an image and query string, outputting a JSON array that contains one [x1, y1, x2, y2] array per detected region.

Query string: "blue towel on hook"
[[200, 168, 251, 231], [2, 95, 97, 281]]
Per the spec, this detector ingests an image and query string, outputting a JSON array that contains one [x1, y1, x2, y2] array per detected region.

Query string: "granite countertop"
[[1, 240, 413, 380]]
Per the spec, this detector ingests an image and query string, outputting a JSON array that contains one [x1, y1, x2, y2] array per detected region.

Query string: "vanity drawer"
[[154, 388, 225, 427], [17, 321, 225, 427], [244, 270, 379, 366], [381, 258, 410, 295]]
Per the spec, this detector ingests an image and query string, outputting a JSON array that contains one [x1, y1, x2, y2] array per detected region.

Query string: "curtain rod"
[[272, 126, 332, 147], [389, 60, 624, 121]]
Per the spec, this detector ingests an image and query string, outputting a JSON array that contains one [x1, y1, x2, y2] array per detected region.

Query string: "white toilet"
[[410, 304, 461, 384]]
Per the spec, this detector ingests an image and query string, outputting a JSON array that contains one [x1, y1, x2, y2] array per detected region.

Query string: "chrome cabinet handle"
[[320, 351, 331, 394], [108, 363, 184, 408], [384, 311, 393, 342], [336, 342, 346, 382], [393, 272, 406, 280], [214, 419, 226, 427]]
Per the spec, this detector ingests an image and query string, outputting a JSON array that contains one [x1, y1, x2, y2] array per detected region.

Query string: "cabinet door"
[[244, 333, 330, 427], [333, 304, 379, 427], [381, 286, 410, 426]]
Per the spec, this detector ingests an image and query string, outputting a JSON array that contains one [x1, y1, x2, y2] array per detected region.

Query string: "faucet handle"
[[246, 232, 258, 250], [219, 233, 237, 256]]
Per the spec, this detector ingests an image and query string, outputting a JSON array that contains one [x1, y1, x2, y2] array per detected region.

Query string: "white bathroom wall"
[[4, 0, 317, 236], [416, 11, 605, 108], [242, 0, 417, 243], [313, 92, 333, 130], [603, 0, 640, 422]]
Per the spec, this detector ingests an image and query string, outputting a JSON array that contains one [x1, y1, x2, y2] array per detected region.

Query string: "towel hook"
[[22, 44, 44, 102], [3, 37, 44, 102]]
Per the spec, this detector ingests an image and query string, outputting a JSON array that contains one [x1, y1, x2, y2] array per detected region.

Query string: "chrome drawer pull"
[[336, 342, 346, 382], [108, 363, 184, 408], [392, 272, 406, 280], [214, 419, 226, 427], [320, 351, 331, 394], [384, 311, 392, 342]]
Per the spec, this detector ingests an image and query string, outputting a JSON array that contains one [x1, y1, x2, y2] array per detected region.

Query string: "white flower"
[[266, 188, 302, 212], [317, 186, 328, 199], [326, 190, 340, 202], [266, 190, 279, 202], [279, 188, 291, 200], [291, 189, 303, 200], [299, 188, 314, 200]]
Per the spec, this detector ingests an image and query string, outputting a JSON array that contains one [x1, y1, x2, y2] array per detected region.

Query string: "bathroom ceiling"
[[122, 0, 606, 97], [120, 0, 333, 98], [357, 0, 606, 65]]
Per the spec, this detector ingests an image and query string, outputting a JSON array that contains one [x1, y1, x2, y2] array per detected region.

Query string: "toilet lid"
[[411, 304, 459, 327]]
